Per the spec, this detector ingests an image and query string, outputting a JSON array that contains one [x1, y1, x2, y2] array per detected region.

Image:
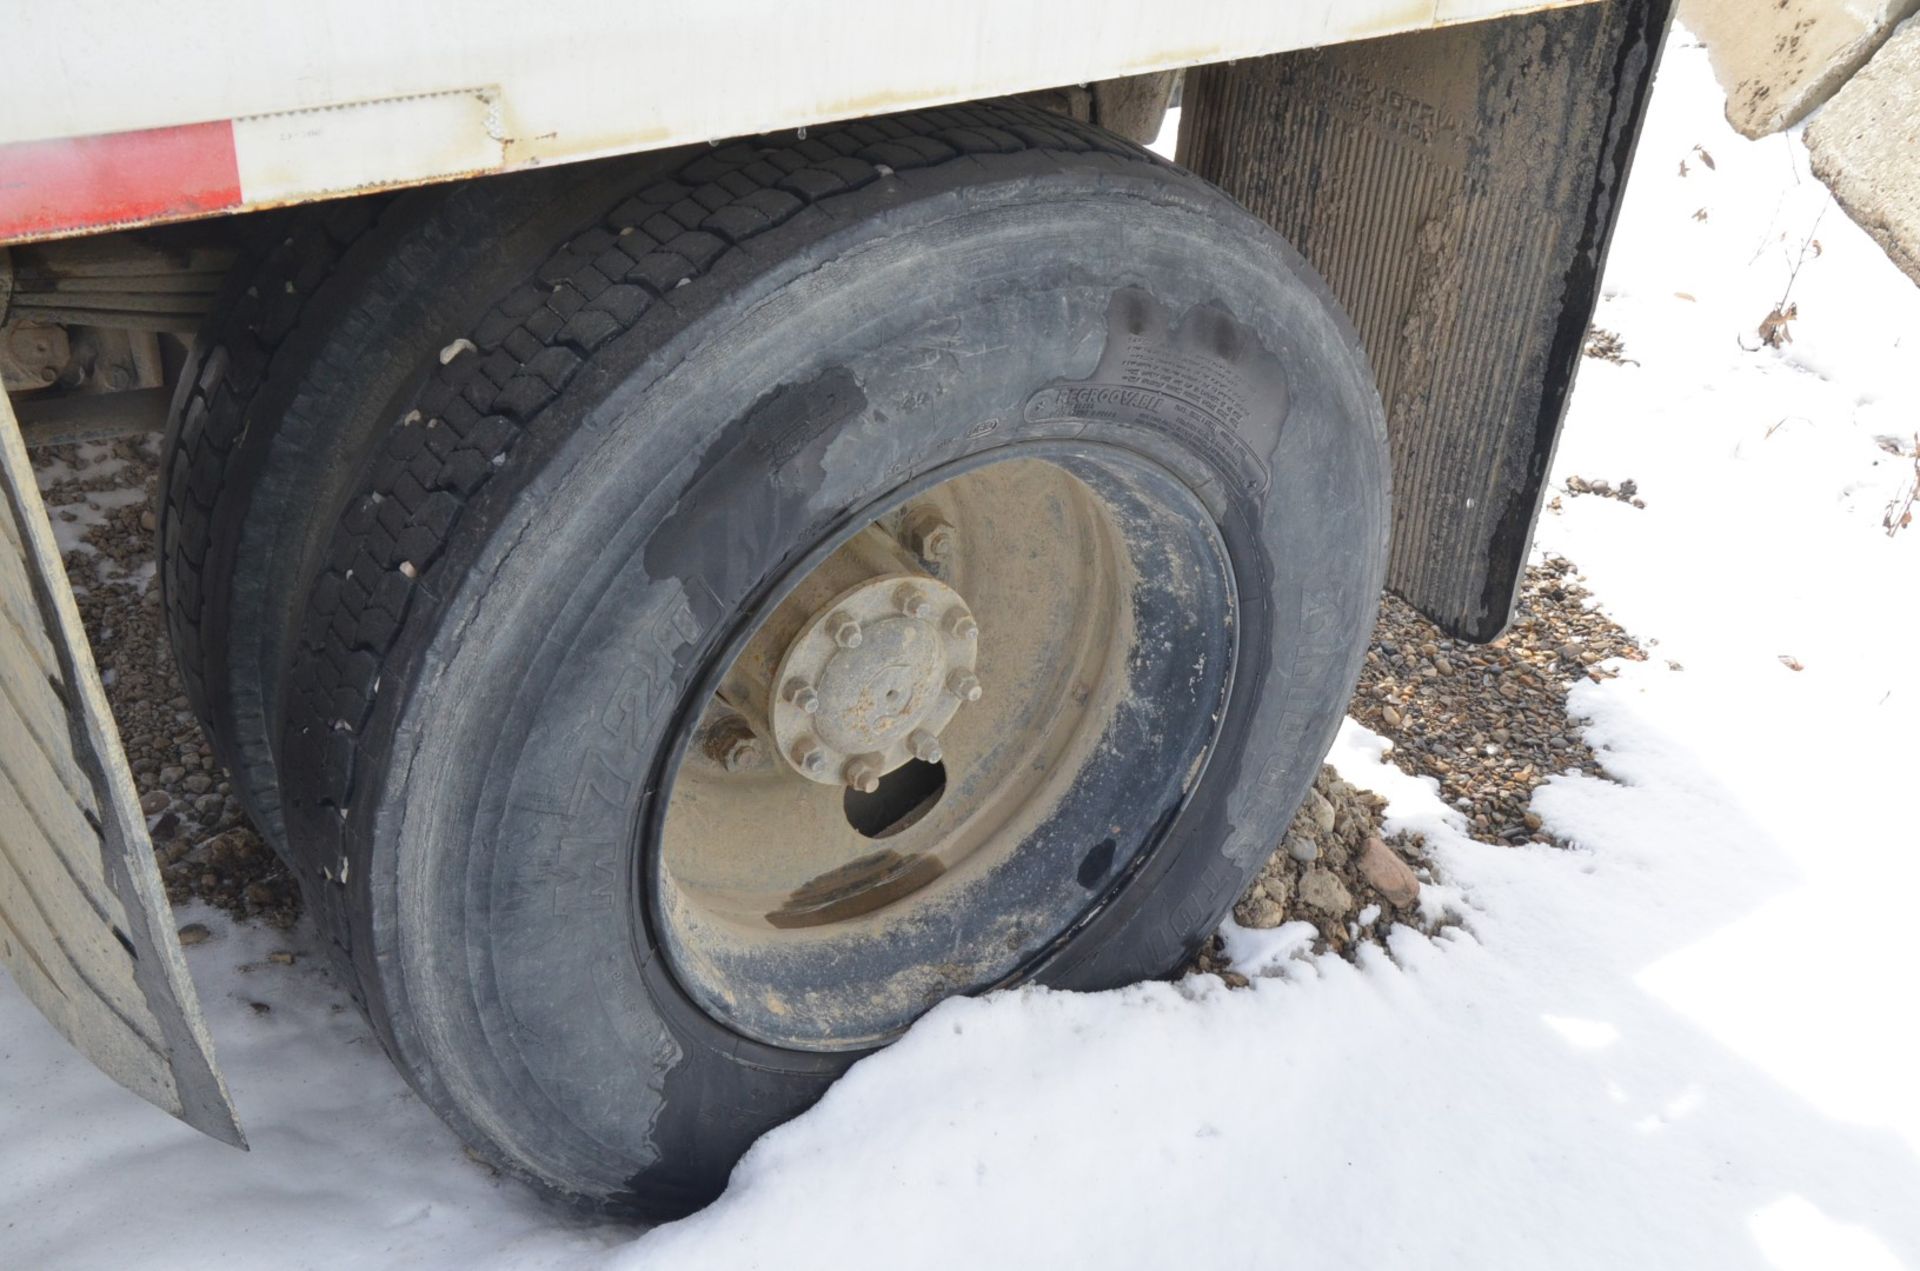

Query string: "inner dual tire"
[[159, 103, 1388, 1219]]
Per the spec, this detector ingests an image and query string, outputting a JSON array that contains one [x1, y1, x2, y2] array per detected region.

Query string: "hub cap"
[[770, 575, 979, 787]]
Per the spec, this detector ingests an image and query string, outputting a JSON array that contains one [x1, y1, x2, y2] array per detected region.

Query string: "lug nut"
[[844, 754, 884, 794], [791, 736, 829, 775], [704, 716, 766, 773], [946, 610, 978, 641], [783, 679, 821, 714], [946, 670, 983, 703], [902, 508, 957, 561], [907, 729, 943, 764], [824, 611, 863, 648], [893, 584, 932, 619], [723, 735, 766, 773]]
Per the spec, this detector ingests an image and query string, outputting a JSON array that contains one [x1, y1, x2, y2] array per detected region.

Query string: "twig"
[[1885, 433, 1919, 538], [1776, 204, 1828, 311]]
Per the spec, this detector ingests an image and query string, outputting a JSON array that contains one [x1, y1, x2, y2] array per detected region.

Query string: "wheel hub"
[[769, 573, 979, 789]]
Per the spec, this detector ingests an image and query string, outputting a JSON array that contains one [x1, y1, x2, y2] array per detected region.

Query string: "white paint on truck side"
[[230, 88, 507, 207], [0, 0, 1596, 243]]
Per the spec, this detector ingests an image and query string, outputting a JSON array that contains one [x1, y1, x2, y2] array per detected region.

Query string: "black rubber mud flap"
[[0, 392, 243, 1146], [1181, 0, 1676, 640]]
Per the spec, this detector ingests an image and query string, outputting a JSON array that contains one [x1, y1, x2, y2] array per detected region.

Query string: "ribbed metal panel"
[[1182, 0, 1673, 639], [0, 390, 242, 1145]]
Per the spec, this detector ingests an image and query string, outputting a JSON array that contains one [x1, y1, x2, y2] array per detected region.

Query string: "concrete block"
[[1807, 15, 1920, 287], [1682, 0, 1920, 136]]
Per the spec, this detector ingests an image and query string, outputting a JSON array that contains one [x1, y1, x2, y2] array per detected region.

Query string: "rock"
[[140, 508, 157, 532], [138, 789, 169, 815], [1381, 704, 1403, 727], [1298, 867, 1354, 916], [1306, 789, 1336, 835], [177, 922, 211, 946], [183, 772, 212, 794], [158, 765, 185, 784], [1234, 894, 1287, 929], [1357, 837, 1421, 909], [267, 951, 296, 966], [1219, 971, 1251, 990], [1557, 642, 1582, 663], [1288, 836, 1320, 864]]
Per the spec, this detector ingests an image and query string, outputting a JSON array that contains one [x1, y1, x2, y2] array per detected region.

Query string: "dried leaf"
[[1758, 303, 1798, 348]]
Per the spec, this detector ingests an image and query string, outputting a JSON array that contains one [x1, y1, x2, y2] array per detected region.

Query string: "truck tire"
[[158, 164, 661, 846], [260, 103, 1386, 1219], [159, 201, 381, 845]]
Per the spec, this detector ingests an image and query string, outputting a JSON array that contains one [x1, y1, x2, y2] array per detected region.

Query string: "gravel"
[[32, 439, 299, 930], [1350, 556, 1643, 850], [33, 436, 1640, 971], [1196, 555, 1645, 975]]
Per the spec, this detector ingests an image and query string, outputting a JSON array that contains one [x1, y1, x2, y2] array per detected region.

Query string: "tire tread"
[[280, 103, 1163, 817]]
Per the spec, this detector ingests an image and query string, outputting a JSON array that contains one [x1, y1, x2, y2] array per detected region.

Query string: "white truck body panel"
[[1, 0, 1592, 243]]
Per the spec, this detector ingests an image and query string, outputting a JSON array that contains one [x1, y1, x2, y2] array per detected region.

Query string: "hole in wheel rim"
[[844, 759, 946, 838]]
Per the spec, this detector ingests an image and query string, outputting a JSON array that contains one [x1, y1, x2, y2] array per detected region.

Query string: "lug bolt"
[[902, 508, 957, 561], [791, 736, 829, 776], [723, 736, 766, 773], [946, 670, 983, 703], [783, 678, 821, 714], [825, 611, 863, 648], [907, 729, 943, 764], [705, 717, 767, 773], [893, 584, 932, 619], [844, 754, 884, 793], [946, 610, 978, 641]]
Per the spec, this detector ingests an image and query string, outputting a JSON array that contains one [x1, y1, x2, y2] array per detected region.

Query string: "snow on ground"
[[5, 34, 1919, 1270]]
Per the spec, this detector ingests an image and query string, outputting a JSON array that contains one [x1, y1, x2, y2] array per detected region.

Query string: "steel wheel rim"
[[645, 444, 1237, 1050]]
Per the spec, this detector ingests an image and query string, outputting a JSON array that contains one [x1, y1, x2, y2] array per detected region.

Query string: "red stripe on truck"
[[0, 121, 241, 242]]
